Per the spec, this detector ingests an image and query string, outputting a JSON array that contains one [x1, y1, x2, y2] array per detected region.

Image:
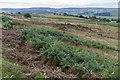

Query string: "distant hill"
[[0, 7, 118, 17], [1, 8, 54, 14]]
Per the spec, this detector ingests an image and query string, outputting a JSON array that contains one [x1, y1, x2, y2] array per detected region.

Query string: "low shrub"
[[22, 27, 119, 78], [2, 16, 16, 30]]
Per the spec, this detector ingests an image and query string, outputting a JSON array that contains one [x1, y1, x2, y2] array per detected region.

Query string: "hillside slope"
[[1, 13, 119, 79]]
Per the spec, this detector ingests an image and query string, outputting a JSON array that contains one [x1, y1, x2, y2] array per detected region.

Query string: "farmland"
[[1, 13, 119, 79]]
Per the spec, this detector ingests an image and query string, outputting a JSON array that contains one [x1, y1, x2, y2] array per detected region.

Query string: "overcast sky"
[[0, 0, 119, 8]]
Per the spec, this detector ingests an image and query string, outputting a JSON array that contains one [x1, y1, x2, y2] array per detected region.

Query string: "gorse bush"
[[22, 27, 119, 78], [24, 13, 32, 18], [2, 16, 16, 30], [2, 21, 13, 29], [2, 16, 12, 22]]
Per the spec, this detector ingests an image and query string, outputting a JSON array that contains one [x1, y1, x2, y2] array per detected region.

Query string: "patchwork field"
[[0, 13, 119, 79]]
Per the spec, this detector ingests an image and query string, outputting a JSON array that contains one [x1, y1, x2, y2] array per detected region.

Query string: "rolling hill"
[[1, 7, 118, 17]]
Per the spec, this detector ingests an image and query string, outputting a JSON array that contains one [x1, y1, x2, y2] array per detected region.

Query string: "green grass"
[[1, 56, 46, 79], [2, 59, 26, 78], [22, 27, 119, 78], [82, 21, 119, 27], [32, 14, 118, 27], [32, 14, 83, 20]]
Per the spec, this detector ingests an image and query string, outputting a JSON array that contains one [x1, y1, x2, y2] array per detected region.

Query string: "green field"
[[31, 14, 119, 27]]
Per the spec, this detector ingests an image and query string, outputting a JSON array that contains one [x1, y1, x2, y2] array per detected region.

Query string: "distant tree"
[[64, 13, 67, 16], [111, 18, 116, 21], [92, 16, 97, 19], [55, 13, 59, 15], [11, 12, 13, 14], [24, 13, 32, 18], [74, 15, 79, 17], [69, 14, 74, 16], [59, 14, 61, 15], [17, 12, 21, 14], [102, 18, 107, 21], [89, 16, 91, 19], [79, 15, 84, 18], [99, 17, 103, 21], [106, 19, 111, 22], [2, 12, 5, 14], [89, 16, 97, 20], [103, 18, 111, 22], [84, 17, 89, 19], [117, 19, 120, 23]]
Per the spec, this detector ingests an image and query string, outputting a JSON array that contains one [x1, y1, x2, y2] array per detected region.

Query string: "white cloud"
[[0, 0, 119, 8]]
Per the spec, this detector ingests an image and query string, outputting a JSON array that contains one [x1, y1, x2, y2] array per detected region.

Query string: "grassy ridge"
[[22, 27, 119, 78], [23, 27, 117, 51], [32, 14, 118, 27], [32, 14, 83, 20]]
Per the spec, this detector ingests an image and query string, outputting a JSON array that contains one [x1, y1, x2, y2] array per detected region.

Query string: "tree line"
[[54, 13, 119, 23]]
